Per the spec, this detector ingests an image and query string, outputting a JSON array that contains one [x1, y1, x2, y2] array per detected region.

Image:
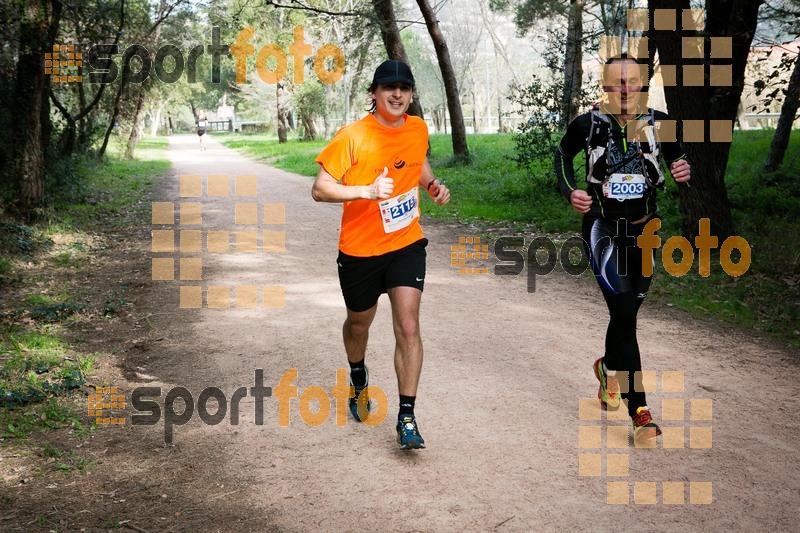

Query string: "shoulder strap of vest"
[[587, 103, 611, 150], [645, 107, 660, 156]]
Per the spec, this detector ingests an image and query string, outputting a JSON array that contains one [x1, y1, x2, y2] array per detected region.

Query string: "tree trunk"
[[371, 0, 424, 118], [649, 0, 763, 241], [99, 50, 133, 158], [324, 84, 332, 138], [300, 110, 317, 141], [74, 17, 86, 152], [765, 53, 800, 172], [40, 0, 60, 166], [416, 0, 469, 159], [77, 79, 89, 150], [151, 102, 164, 137], [498, 88, 505, 132], [442, 86, 448, 134], [346, 42, 371, 123], [277, 82, 288, 143], [51, 91, 77, 156], [471, 83, 478, 133], [478, 0, 519, 85], [124, 84, 147, 159], [124, 3, 163, 160], [13, 0, 59, 219], [561, 0, 584, 127]]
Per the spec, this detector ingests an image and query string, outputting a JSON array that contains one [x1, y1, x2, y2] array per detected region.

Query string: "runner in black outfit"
[[554, 54, 691, 441], [196, 112, 208, 151]]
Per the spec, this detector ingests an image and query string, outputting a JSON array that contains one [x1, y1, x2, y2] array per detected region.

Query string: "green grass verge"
[[0, 136, 170, 442], [219, 134, 326, 177], [654, 129, 800, 341], [221, 129, 799, 345], [46, 137, 171, 231]]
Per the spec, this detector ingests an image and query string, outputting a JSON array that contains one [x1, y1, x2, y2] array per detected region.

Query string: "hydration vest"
[[585, 104, 665, 190]]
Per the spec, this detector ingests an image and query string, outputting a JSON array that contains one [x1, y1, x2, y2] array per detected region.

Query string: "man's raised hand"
[[365, 167, 394, 200]]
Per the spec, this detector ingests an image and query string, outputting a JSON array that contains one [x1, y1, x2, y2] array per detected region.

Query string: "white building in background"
[[740, 40, 799, 129]]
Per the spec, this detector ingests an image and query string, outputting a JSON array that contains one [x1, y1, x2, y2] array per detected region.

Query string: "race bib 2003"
[[603, 173, 647, 201], [379, 187, 419, 233]]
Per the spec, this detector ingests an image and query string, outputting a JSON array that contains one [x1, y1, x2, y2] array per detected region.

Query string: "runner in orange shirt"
[[312, 60, 450, 449]]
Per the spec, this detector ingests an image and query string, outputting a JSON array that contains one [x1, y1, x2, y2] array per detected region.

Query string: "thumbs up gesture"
[[365, 167, 394, 200]]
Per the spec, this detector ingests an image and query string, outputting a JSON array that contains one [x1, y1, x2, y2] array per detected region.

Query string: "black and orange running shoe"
[[632, 406, 662, 441], [593, 357, 621, 411]]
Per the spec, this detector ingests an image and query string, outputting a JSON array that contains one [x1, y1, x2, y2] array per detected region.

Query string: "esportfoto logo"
[[90, 369, 389, 444], [454, 218, 751, 292], [45, 26, 344, 86]]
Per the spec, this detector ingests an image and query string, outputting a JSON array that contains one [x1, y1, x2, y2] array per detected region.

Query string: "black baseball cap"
[[372, 60, 415, 87]]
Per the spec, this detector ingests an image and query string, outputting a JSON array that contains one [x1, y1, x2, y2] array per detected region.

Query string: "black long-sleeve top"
[[554, 108, 686, 220]]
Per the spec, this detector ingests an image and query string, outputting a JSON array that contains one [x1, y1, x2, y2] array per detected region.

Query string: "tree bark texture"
[[98, 49, 135, 158], [12, 0, 61, 218], [124, 84, 147, 159], [649, 0, 763, 241], [300, 109, 318, 141], [277, 82, 289, 143], [415, 0, 469, 158], [561, 0, 584, 127]]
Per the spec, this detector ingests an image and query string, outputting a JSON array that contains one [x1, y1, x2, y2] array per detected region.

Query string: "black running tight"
[[582, 215, 655, 416]]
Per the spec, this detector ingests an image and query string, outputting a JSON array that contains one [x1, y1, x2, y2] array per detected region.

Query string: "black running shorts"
[[197, 128, 206, 136], [337, 238, 428, 312]]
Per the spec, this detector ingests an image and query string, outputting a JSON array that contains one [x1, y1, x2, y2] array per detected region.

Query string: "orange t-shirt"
[[315, 113, 428, 257]]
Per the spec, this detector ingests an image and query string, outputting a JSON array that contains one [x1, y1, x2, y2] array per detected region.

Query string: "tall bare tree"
[[490, 0, 585, 126], [13, 0, 63, 219], [561, 0, 584, 125], [415, 0, 468, 159], [277, 81, 290, 143], [124, 0, 179, 159]]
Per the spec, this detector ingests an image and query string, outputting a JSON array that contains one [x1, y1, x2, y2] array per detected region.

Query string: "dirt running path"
[[131, 133, 799, 531]]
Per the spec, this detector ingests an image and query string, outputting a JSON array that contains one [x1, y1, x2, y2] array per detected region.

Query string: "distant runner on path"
[[196, 112, 208, 151]]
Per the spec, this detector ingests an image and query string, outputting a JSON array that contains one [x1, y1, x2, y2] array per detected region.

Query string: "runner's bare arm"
[[419, 158, 450, 206], [312, 166, 394, 202]]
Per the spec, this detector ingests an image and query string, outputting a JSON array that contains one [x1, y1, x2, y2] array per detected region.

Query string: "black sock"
[[349, 358, 367, 388], [398, 395, 416, 418]]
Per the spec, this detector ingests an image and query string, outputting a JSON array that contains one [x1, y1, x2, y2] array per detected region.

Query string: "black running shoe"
[[349, 365, 374, 422], [396, 416, 426, 450]]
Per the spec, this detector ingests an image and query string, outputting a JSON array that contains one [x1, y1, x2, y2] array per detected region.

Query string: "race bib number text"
[[379, 187, 419, 233], [603, 173, 647, 201]]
